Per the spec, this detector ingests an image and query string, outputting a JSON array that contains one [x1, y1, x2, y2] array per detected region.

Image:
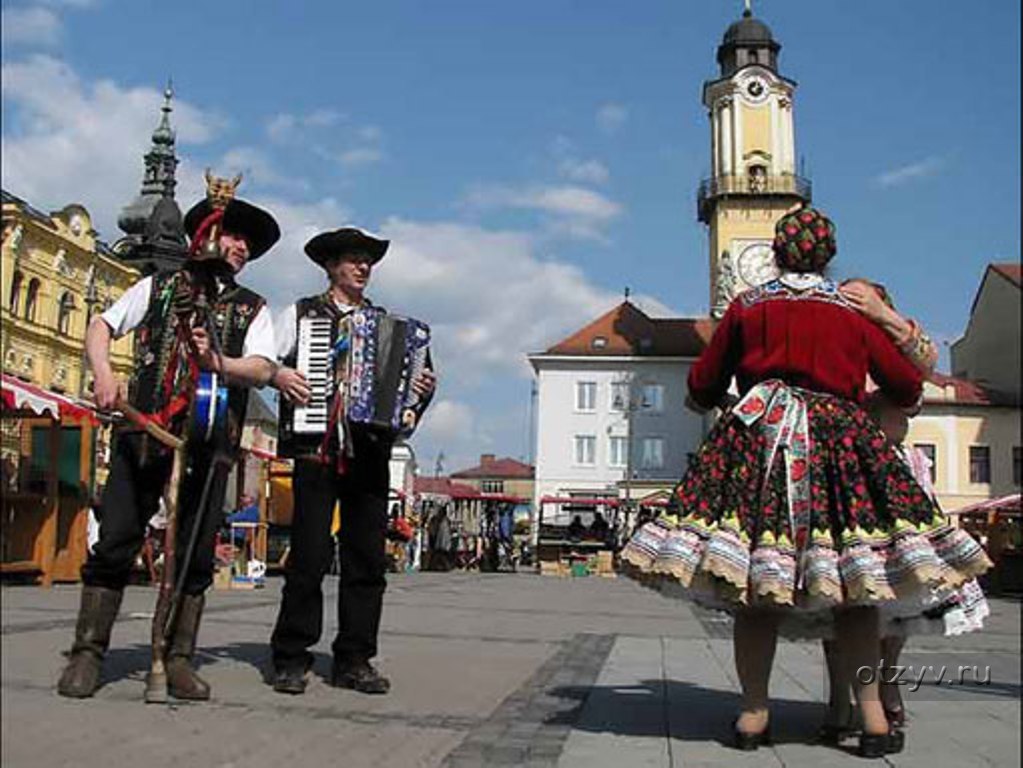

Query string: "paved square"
[[2, 573, 1019, 767]]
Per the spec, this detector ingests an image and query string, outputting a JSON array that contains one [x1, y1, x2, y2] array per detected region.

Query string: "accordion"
[[281, 305, 431, 454]]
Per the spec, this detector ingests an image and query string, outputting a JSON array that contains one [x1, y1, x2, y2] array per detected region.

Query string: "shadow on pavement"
[[547, 679, 826, 746]]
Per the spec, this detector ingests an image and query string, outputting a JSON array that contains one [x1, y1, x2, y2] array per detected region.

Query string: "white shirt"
[[100, 275, 276, 361]]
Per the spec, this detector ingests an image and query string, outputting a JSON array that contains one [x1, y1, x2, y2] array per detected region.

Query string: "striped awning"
[[0, 373, 98, 425]]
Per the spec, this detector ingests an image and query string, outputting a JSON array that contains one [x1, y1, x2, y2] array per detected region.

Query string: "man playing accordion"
[[270, 227, 436, 695]]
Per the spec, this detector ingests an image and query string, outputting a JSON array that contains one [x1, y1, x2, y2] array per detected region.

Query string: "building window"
[[913, 443, 937, 486], [24, 278, 40, 322], [57, 292, 75, 336], [575, 381, 596, 412], [481, 480, 504, 494], [8, 270, 23, 314], [641, 437, 665, 470], [969, 446, 991, 484], [642, 384, 664, 412], [1013, 446, 1022, 487], [610, 381, 629, 411], [574, 435, 596, 465], [609, 436, 627, 468]]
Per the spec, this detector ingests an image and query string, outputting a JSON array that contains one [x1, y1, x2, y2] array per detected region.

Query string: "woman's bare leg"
[[734, 608, 779, 734], [835, 606, 888, 736]]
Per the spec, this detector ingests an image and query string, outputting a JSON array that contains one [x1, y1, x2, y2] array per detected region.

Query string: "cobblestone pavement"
[[2, 573, 1019, 767]]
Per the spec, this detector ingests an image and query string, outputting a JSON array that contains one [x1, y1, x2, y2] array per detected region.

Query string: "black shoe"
[[732, 724, 771, 751], [858, 729, 904, 758], [331, 660, 390, 695], [272, 667, 307, 695]]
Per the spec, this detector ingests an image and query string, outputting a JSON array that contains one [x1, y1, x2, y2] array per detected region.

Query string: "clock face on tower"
[[737, 71, 770, 106], [736, 242, 779, 288]]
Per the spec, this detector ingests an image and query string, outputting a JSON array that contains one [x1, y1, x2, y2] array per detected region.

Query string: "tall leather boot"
[[57, 585, 123, 698], [166, 593, 211, 700]]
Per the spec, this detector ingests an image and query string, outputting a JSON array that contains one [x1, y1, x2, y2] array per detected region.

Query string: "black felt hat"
[[183, 198, 281, 260], [304, 227, 389, 266]]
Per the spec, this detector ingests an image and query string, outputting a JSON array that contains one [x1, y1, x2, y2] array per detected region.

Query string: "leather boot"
[[166, 593, 211, 700], [57, 585, 123, 698]]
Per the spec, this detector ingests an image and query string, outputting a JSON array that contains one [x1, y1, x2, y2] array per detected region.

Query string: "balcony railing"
[[697, 173, 811, 222]]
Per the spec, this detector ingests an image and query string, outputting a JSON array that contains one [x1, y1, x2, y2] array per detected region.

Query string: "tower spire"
[[117, 80, 180, 237]]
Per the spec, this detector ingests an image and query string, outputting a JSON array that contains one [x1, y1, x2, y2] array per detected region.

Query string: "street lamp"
[[612, 372, 650, 536], [77, 263, 101, 399]]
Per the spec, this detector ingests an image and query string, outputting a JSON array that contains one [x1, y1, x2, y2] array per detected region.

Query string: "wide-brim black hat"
[[304, 227, 389, 266], [184, 198, 280, 260]]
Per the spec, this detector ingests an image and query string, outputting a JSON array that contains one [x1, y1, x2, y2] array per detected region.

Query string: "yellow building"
[[906, 375, 1020, 512], [2, 191, 138, 396], [699, 9, 811, 318], [1, 192, 139, 583]]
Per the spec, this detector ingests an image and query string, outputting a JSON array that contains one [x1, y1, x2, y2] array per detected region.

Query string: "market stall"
[[1, 373, 99, 585]]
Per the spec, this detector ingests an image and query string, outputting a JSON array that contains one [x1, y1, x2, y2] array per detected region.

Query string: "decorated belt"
[[732, 380, 811, 549]]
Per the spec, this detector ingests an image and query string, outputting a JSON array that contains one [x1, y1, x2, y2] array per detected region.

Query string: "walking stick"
[[106, 399, 187, 704]]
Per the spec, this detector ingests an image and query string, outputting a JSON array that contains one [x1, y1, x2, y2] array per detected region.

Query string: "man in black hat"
[[269, 227, 435, 695], [57, 189, 280, 701]]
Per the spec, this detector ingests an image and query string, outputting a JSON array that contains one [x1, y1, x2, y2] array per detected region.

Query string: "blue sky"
[[3, 0, 1020, 472]]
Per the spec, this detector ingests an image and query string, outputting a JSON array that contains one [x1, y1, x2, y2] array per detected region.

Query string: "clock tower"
[[699, 7, 811, 317]]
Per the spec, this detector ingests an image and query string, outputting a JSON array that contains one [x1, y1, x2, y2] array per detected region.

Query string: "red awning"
[[951, 494, 1022, 517], [0, 374, 98, 426], [539, 496, 669, 508]]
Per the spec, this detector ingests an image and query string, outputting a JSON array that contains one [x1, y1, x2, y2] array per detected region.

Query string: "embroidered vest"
[[128, 270, 265, 449]]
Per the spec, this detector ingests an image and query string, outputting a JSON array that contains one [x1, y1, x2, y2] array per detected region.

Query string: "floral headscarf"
[[773, 205, 837, 273]]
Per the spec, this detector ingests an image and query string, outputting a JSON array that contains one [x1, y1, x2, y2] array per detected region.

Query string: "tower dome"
[[717, 10, 781, 75]]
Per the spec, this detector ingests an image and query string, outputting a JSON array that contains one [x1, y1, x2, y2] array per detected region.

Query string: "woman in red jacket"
[[621, 206, 990, 758]]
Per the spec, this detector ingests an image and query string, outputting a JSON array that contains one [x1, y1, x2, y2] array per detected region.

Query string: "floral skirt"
[[621, 381, 992, 631]]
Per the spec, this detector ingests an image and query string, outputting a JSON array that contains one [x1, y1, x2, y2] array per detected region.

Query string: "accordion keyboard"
[[293, 316, 333, 434]]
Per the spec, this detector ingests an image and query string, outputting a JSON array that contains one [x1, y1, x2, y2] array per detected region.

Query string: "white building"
[[528, 301, 712, 526]]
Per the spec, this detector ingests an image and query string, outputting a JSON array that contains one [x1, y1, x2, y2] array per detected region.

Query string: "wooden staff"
[[107, 398, 186, 704]]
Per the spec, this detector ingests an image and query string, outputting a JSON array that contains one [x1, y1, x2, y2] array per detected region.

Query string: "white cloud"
[[874, 156, 945, 188], [336, 147, 384, 168], [415, 399, 476, 445], [240, 195, 354, 308], [217, 146, 310, 194], [371, 218, 664, 381], [596, 102, 628, 134], [1, 6, 62, 47], [266, 109, 344, 142], [1, 54, 224, 239], [464, 183, 622, 242], [558, 158, 610, 185]]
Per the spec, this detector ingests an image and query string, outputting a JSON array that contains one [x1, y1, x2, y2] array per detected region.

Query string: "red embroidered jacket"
[[688, 279, 923, 410]]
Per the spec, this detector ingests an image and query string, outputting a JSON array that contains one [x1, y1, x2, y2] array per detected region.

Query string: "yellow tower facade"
[[699, 9, 811, 317]]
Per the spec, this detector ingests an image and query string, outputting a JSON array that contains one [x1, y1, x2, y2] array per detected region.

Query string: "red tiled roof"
[[991, 263, 1022, 288], [451, 456, 534, 479], [925, 373, 1017, 407], [412, 476, 479, 498], [541, 301, 714, 357]]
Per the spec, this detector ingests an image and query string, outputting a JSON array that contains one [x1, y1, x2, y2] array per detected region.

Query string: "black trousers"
[[271, 429, 391, 672], [81, 431, 231, 595]]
